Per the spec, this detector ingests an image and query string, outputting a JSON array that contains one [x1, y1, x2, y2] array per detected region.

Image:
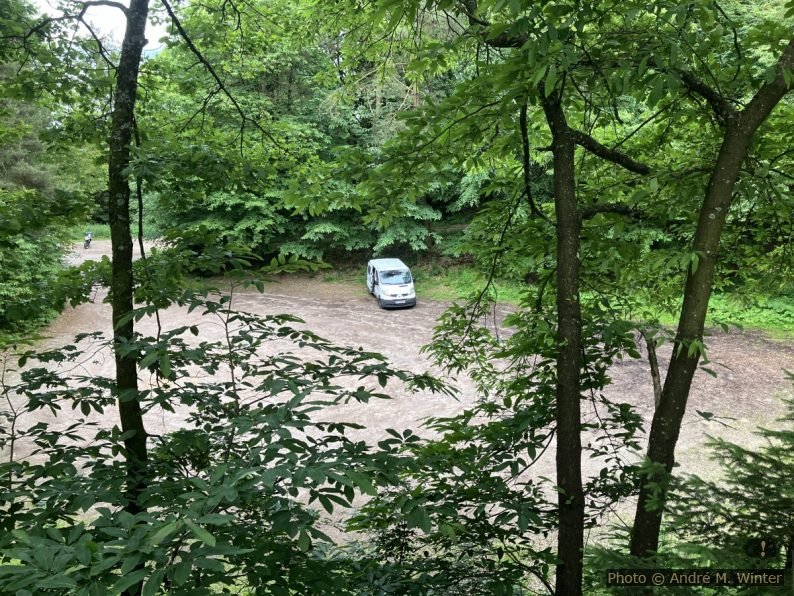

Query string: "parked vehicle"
[[84, 231, 93, 249], [366, 258, 416, 309]]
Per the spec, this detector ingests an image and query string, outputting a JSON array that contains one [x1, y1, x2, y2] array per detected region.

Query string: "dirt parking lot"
[[6, 240, 794, 486]]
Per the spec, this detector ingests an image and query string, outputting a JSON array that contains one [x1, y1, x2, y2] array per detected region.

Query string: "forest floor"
[[6, 240, 794, 521]]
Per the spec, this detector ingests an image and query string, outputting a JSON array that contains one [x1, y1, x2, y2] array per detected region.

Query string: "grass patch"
[[317, 264, 527, 304], [628, 293, 794, 339], [703, 293, 794, 338], [66, 224, 111, 241], [320, 269, 358, 284], [65, 222, 160, 242], [412, 265, 526, 304], [318, 263, 794, 336]]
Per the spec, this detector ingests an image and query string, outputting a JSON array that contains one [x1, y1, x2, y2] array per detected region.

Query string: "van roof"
[[369, 258, 409, 270]]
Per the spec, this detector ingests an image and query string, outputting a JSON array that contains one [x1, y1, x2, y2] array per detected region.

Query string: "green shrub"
[[0, 287, 450, 594], [0, 188, 84, 341]]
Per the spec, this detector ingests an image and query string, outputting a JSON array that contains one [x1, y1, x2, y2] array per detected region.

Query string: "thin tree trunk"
[[630, 39, 794, 557], [643, 331, 662, 410], [542, 92, 584, 596], [108, 0, 150, 517]]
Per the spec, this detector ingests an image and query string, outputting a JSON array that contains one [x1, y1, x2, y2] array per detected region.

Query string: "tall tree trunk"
[[630, 39, 794, 557], [542, 93, 584, 596], [108, 0, 150, 515]]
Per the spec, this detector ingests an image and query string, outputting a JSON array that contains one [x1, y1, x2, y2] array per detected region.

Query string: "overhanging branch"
[[738, 37, 794, 131], [66, 0, 129, 13], [160, 0, 287, 152], [579, 203, 644, 221], [78, 16, 117, 71], [519, 102, 553, 224], [675, 67, 734, 121], [572, 130, 652, 175], [456, 0, 527, 48]]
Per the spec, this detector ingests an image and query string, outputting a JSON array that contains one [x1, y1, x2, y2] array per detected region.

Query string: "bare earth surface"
[[5, 240, 794, 495]]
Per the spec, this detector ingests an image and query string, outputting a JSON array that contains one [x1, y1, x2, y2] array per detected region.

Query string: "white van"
[[366, 258, 416, 309]]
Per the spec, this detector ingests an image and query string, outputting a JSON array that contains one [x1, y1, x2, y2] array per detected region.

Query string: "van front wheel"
[[377, 295, 384, 309]]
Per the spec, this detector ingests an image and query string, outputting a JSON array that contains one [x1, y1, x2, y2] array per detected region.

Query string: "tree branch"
[[379, 100, 502, 165], [78, 16, 117, 71], [4, 1, 126, 47], [6, 14, 78, 43], [66, 0, 129, 13], [738, 37, 794, 132], [611, 105, 668, 150], [571, 129, 652, 175], [160, 0, 287, 152], [642, 329, 662, 410], [456, 0, 526, 48], [675, 67, 734, 121], [713, 2, 742, 82], [579, 202, 644, 221], [519, 102, 553, 224]]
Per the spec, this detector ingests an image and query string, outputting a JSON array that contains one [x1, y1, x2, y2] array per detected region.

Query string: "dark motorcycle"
[[84, 236, 92, 249]]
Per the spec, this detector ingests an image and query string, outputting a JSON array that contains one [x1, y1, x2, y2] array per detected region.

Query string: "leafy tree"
[[0, 47, 100, 338], [0, 187, 85, 337], [666, 392, 794, 581], [628, 19, 794, 561], [589, 383, 794, 593], [297, 0, 794, 593], [0, 283, 448, 594], [133, 0, 477, 262]]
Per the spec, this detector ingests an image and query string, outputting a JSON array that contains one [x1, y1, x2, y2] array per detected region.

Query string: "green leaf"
[[150, 521, 180, 546], [345, 470, 377, 496], [406, 506, 432, 533], [112, 570, 147, 594], [543, 64, 557, 96], [121, 553, 142, 576], [37, 575, 78, 589], [173, 560, 192, 586], [689, 252, 700, 273], [139, 350, 160, 370], [184, 518, 216, 547], [142, 568, 166, 596], [160, 353, 171, 378], [298, 529, 311, 552]]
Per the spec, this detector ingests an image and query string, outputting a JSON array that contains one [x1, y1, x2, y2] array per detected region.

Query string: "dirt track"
[[5, 241, 794, 486]]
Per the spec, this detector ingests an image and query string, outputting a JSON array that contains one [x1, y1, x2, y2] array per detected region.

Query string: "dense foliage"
[[0, 0, 793, 593], [0, 283, 450, 594], [133, 0, 479, 262], [0, 81, 102, 338]]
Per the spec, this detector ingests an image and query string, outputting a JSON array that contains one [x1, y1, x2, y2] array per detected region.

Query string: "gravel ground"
[[4, 240, 793, 492]]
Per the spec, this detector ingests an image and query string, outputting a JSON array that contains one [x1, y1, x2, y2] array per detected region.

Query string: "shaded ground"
[[4, 240, 793, 497]]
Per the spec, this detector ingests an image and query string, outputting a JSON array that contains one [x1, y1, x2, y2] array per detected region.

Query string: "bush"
[[0, 188, 80, 340]]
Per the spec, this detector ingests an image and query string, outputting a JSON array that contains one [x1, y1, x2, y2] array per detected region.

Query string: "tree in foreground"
[[590, 381, 794, 593], [296, 0, 794, 592], [0, 273, 449, 593]]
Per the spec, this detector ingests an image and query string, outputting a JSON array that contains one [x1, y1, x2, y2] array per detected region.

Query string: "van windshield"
[[381, 270, 412, 285]]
